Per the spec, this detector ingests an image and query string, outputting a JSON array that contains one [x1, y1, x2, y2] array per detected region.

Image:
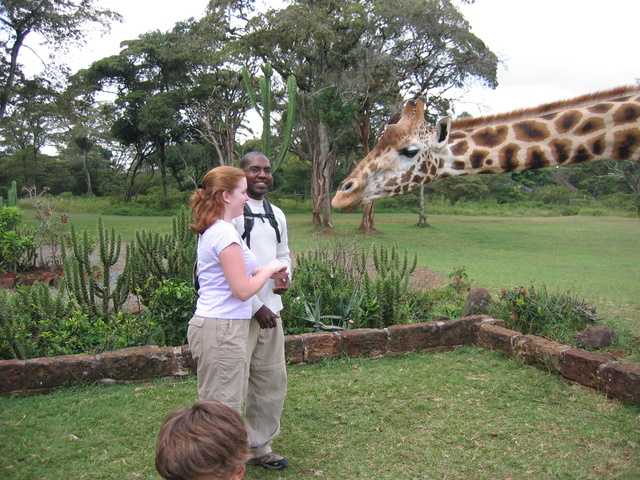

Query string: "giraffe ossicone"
[[331, 85, 640, 211]]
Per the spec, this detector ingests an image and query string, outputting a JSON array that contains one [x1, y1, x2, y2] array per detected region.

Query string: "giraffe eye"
[[399, 146, 420, 158]]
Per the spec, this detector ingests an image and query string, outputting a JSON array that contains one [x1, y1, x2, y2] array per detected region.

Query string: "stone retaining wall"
[[1, 315, 639, 405]]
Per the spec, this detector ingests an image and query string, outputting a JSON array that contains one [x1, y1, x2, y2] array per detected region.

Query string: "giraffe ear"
[[435, 116, 452, 148]]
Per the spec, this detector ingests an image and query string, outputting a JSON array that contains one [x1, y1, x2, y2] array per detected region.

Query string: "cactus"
[[62, 216, 125, 318], [242, 64, 297, 172], [116, 206, 195, 302], [0, 181, 18, 207]]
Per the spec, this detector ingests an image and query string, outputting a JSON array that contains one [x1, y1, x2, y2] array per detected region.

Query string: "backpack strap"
[[193, 234, 200, 296], [241, 197, 281, 249]]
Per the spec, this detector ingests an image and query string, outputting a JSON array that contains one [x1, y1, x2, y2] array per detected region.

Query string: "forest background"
[[2, 0, 639, 231]]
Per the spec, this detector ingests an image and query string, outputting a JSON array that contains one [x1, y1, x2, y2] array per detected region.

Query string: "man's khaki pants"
[[244, 317, 288, 457]]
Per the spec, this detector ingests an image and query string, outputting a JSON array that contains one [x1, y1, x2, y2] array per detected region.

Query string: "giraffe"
[[331, 85, 640, 211]]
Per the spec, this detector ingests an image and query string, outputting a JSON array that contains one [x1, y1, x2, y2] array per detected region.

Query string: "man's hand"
[[255, 305, 279, 329], [273, 275, 290, 295]]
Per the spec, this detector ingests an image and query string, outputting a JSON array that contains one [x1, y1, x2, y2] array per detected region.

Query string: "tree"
[[0, 0, 121, 122], [244, 0, 498, 230], [0, 76, 60, 186], [244, 0, 369, 228]]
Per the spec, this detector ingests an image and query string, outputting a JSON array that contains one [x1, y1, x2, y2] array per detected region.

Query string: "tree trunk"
[[359, 201, 376, 233], [357, 111, 375, 232], [417, 185, 427, 226], [311, 121, 336, 229], [83, 149, 92, 195]]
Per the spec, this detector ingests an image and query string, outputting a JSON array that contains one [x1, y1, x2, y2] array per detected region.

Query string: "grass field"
[[7, 209, 640, 479], [22, 210, 640, 334], [1, 348, 639, 479]]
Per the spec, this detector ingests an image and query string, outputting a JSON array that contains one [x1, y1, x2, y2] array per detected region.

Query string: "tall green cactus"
[[62, 216, 125, 318], [0, 181, 18, 208], [242, 64, 297, 172], [116, 206, 195, 301]]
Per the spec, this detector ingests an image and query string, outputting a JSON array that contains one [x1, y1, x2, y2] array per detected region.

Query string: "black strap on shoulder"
[[193, 234, 200, 296], [242, 197, 281, 249]]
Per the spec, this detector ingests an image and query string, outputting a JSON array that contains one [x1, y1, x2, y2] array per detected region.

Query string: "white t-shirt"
[[232, 197, 291, 316], [195, 219, 257, 319]]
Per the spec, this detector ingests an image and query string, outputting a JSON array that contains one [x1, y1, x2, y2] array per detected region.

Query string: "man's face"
[[243, 155, 272, 200]]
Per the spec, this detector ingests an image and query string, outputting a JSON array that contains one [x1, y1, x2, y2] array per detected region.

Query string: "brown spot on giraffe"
[[556, 111, 583, 133], [570, 145, 594, 164], [588, 103, 613, 114], [587, 134, 607, 156], [472, 126, 509, 148], [449, 131, 467, 141], [499, 144, 521, 170], [470, 150, 489, 169], [452, 160, 466, 170], [450, 139, 469, 156], [513, 120, 550, 142], [613, 105, 640, 125], [525, 147, 550, 170], [576, 117, 606, 136], [549, 138, 572, 164], [612, 130, 640, 159]]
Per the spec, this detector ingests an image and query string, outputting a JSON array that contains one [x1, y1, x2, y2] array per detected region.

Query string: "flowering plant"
[[447, 265, 470, 293]]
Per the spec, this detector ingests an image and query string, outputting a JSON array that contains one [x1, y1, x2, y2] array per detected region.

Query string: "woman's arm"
[[219, 243, 287, 302]]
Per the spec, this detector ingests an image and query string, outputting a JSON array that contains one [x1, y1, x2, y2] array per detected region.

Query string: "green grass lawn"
[[1, 348, 639, 479], [292, 212, 640, 335], [8, 209, 640, 478], [22, 210, 640, 334]]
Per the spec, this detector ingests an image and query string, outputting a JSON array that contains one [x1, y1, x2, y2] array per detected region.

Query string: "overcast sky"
[[24, 0, 639, 119]]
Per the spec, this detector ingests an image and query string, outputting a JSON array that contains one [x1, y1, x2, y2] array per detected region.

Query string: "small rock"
[[462, 287, 493, 317], [574, 325, 614, 350]]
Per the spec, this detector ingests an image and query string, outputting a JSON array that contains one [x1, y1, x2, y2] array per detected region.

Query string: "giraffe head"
[[332, 85, 640, 211], [332, 98, 452, 211]]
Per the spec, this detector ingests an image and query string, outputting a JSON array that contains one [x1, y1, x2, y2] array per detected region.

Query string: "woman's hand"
[[254, 260, 289, 279]]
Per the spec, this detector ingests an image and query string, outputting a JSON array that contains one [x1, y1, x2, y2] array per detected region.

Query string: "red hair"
[[189, 166, 246, 234]]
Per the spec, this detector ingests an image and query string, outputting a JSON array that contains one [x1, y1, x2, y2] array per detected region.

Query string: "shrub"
[[0, 283, 157, 360], [0, 206, 37, 272], [281, 240, 449, 332], [117, 206, 195, 301], [282, 238, 365, 333], [142, 280, 195, 347], [488, 285, 599, 343]]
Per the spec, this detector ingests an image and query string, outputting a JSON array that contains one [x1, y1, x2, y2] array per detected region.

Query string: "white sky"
[[21, 0, 640, 119], [455, 0, 639, 116]]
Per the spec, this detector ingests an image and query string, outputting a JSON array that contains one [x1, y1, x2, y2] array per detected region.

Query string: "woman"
[[188, 166, 288, 410]]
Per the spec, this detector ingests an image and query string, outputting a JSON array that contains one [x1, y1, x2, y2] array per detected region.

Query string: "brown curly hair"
[[189, 166, 246, 234], [155, 400, 250, 480]]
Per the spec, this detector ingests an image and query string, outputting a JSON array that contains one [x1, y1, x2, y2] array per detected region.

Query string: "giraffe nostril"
[[341, 182, 354, 192]]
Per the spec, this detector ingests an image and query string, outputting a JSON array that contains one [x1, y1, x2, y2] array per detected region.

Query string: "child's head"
[[155, 400, 250, 480]]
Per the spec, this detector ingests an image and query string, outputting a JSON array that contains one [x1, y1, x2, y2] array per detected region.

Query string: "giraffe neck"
[[441, 90, 640, 179]]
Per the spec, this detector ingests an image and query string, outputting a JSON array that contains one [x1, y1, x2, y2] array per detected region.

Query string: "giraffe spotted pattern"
[[332, 85, 640, 210]]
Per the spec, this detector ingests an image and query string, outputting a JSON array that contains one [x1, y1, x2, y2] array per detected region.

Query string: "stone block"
[[181, 344, 197, 373], [475, 324, 521, 356], [559, 349, 615, 387], [101, 346, 179, 381], [23, 354, 103, 392], [438, 315, 491, 346], [339, 329, 388, 358], [514, 335, 571, 372], [300, 332, 341, 362], [284, 335, 304, 364], [386, 321, 441, 355], [0, 359, 27, 395], [598, 362, 640, 403]]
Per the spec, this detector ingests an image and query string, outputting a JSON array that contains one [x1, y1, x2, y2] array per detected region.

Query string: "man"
[[232, 151, 291, 471]]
